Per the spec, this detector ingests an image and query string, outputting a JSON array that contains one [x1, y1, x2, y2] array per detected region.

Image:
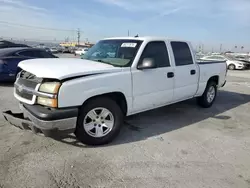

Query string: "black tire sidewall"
[[75, 97, 124, 145], [206, 83, 217, 103], [228, 64, 235, 70], [198, 81, 217, 108]]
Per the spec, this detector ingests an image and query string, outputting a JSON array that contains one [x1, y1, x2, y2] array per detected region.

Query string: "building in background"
[[59, 42, 94, 48]]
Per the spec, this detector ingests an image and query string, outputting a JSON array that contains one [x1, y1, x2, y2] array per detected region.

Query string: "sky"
[[0, 0, 250, 52]]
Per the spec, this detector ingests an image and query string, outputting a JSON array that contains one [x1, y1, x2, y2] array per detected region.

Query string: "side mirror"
[[137, 58, 157, 70]]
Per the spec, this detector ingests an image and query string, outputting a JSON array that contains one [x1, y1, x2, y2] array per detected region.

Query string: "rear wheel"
[[197, 81, 217, 108], [228, 64, 235, 70], [75, 97, 124, 145]]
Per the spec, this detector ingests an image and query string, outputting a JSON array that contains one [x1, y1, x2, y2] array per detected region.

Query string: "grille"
[[15, 70, 42, 101], [16, 78, 38, 89], [15, 88, 33, 100]]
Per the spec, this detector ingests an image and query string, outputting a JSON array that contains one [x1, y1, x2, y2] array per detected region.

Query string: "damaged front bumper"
[[3, 104, 78, 137]]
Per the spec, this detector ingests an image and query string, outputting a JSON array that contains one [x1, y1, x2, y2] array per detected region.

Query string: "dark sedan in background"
[[0, 47, 57, 82]]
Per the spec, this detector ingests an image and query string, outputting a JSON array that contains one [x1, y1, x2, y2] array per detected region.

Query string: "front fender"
[[57, 71, 133, 112]]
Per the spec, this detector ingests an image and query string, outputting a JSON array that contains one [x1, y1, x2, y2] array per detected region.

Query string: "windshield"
[[81, 39, 142, 67]]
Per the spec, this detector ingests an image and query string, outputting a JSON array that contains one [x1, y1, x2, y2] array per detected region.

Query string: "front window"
[[82, 39, 143, 67]]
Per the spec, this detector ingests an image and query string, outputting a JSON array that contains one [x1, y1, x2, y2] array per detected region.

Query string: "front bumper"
[[3, 104, 78, 137], [245, 63, 250, 69], [236, 65, 245, 70]]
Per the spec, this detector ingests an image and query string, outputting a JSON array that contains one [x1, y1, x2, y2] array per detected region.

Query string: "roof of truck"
[[103, 36, 189, 43]]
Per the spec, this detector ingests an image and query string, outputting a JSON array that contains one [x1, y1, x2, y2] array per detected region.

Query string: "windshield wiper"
[[95, 59, 115, 66]]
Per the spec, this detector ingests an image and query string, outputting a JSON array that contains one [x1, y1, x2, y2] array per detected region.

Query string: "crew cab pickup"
[[3, 37, 227, 145]]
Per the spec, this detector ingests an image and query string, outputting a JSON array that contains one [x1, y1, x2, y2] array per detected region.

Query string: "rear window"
[[36, 50, 56, 58], [0, 48, 22, 57], [18, 50, 36, 57], [171, 42, 193, 66], [17, 49, 56, 58]]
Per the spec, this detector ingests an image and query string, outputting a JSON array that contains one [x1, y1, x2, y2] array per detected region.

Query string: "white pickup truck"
[[3, 37, 227, 145]]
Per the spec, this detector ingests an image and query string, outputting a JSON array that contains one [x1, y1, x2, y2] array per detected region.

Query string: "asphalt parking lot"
[[0, 62, 250, 187]]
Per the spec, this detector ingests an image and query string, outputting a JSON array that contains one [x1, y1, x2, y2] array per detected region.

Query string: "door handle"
[[190, 70, 196, 75], [167, 72, 174, 78]]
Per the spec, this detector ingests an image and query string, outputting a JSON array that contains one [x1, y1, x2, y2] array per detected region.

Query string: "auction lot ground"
[[0, 56, 250, 187]]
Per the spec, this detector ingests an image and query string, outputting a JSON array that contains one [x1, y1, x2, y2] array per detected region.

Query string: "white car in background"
[[75, 48, 89, 55], [200, 55, 248, 70], [50, 47, 58, 54]]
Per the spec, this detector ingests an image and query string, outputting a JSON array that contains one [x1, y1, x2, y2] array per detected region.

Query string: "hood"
[[18, 58, 122, 80]]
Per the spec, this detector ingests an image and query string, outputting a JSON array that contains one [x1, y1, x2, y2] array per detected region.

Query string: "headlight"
[[39, 82, 61, 94], [37, 82, 61, 107], [37, 97, 58, 108]]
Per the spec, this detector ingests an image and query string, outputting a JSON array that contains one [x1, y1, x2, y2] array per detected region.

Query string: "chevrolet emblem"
[[18, 85, 24, 93]]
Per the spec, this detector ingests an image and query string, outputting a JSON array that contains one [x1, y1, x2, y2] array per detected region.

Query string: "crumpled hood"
[[18, 58, 122, 80]]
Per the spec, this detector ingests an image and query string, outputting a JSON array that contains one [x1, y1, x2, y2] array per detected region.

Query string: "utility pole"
[[77, 28, 80, 45]]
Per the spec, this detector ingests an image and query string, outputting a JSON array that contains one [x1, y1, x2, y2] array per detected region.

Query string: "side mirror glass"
[[138, 58, 157, 70]]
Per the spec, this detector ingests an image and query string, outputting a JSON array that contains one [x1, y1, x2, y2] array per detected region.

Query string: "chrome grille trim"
[[14, 82, 57, 99]]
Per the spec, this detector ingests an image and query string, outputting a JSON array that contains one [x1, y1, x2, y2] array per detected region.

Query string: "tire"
[[197, 81, 217, 108], [228, 64, 235, 70], [75, 97, 124, 145]]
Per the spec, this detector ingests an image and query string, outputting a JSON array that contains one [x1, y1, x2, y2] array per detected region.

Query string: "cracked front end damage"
[[3, 110, 41, 134], [2, 110, 74, 137]]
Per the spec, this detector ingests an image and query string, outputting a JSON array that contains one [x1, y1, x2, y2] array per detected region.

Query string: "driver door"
[[131, 41, 175, 113]]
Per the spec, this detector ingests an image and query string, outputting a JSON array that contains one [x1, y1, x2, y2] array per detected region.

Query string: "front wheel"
[[197, 81, 217, 108], [75, 97, 124, 145], [228, 64, 235, 70]]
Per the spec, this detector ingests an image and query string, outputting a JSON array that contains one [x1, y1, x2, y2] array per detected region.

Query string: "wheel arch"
[[81, 92, 128, 116], [207, 75, 219, 86]]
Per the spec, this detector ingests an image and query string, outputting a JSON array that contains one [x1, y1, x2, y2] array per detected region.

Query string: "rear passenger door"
[[132, 41, 174, 112], [171, 41, 199, 101]]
